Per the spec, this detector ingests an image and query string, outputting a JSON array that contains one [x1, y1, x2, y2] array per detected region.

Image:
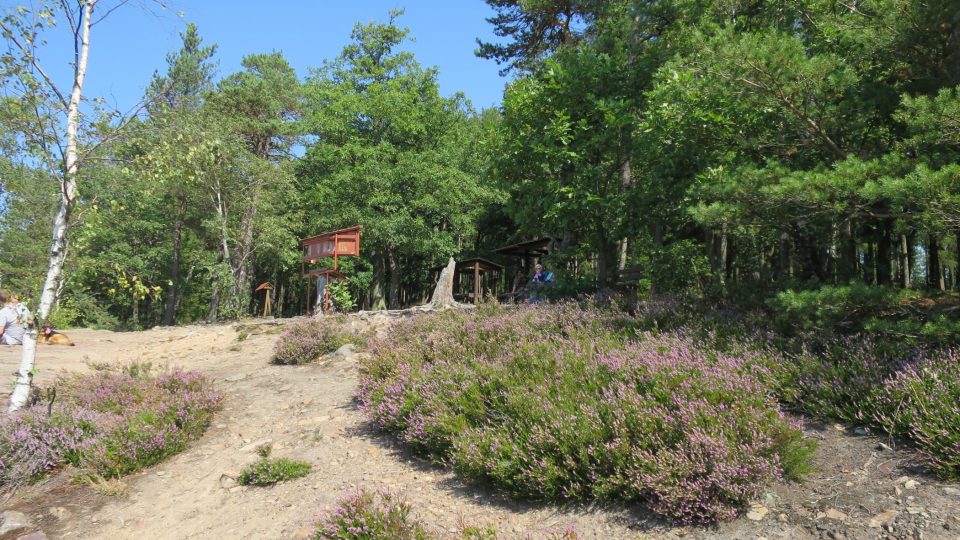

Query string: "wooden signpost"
[[301, 225, 362, 315]]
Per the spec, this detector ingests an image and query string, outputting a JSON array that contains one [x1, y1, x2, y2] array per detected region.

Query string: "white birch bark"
[[9, 1, 96, 413]]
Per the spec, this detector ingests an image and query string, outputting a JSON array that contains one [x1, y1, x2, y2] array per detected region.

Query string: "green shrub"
[[238, 446, 312, 486], [767, 284, 921, 334]]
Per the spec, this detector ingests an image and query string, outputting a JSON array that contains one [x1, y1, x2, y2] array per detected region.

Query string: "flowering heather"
[[314, 489, 431, 540], [273, 316, 360, 365], [359, 303, 812, 523], [0, 365, 222, 485], [871, 350, 960, 479]]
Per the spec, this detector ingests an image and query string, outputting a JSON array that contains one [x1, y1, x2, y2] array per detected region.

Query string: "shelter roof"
[[493, 238, 553, 257]]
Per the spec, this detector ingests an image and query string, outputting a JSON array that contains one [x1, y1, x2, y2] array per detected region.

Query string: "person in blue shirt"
[[528, 264, 554, 302]]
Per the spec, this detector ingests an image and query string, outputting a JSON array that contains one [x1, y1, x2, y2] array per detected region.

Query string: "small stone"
[[17, 531, 48, 540], [778, 513, 789, 523], [0, 511, 31, 536], [825, 509, 848, 521], [870, 510, 900, 528], [155, 471, 165, 476], [942, 487, 960, 498], [833, 424, 845, 431], [333, 344, 357, 360], [877, 442, 893, 451], [48, 507, 70, 520], [216, 424, 227, 429], [905, 480, 920, 490], [747, 504, 769, 521], [853, 426, 869, 435], [219, 474, 237, 489], [229, 486, 244, 493], [240, 438, 273, 452], [846, 481, 854, 487], [895, 476, 911, 485]]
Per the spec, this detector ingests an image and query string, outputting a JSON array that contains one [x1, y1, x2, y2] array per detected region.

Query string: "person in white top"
[[0, 290, 29, 345]]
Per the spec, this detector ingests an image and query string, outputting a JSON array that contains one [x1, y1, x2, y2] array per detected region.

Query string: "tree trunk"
[[719, 225, 729, 287], [162, 192, 185, 325], [838, 219, 857, 283], [876, 221, 892, 285], [617, 158, 633, 271], [370, 254, 386, 311], [10, 0, 94, 413], [173, 264, 193, 319], [232, 188, 260, 316], [900, 234, 912, 288], [956, 229, 960, 290], [927, 234, 943, 290], [387, 246, 401, 309], [778, 229, 791, 279]]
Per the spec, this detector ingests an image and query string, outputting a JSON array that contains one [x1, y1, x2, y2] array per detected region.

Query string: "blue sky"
[[35, 1, 510, 112]]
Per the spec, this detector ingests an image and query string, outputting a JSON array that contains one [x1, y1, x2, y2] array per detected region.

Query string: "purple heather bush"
[[626, 296, 960, 481], [314, 488, 580, 539], [0, 364, 222, 485], [359, 303, 813, 523], [874, 351, 960, 478], [314, 489, 431, 540], [772, 335, 960, 479], [273, 316, 360, 365]]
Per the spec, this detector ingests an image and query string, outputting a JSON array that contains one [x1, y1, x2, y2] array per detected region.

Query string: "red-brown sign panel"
[[302, 226, 362, 262]]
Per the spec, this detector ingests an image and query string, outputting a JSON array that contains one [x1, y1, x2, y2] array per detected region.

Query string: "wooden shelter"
[[431, 258, 504, 304], [301, 226, 362, 314], [493, 238, 557, 296]]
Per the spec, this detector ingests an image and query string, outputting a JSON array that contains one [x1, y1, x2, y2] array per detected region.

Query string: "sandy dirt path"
[[1, 317, 958, 540]]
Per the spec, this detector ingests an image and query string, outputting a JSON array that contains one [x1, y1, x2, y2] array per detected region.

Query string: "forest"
[[1, 0, 958, 331]]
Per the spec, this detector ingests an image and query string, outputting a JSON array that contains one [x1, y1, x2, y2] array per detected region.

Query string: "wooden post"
[[474, 263, 480, 304], [306, 277, 311, 316]]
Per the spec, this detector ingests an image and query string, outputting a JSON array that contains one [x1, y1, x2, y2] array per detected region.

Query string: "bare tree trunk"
[[877, 221, 892, 285], [163, 192, 186, 325], [231, 188, 259, 316], [777, 229, 790, 279], [173, 264, 193, 319], [928, 234, 943, 290], [617, 158, 633, 271], [838, 219, 857, 282], [10, 0, 94, 413], [718, 225, 729, 287], [387, 246, 401, 309], [900, 234, 912, 288], [369, 252, 387, 311]]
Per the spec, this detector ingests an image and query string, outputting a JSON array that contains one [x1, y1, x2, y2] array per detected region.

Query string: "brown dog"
[[37, 325, 74, 346]]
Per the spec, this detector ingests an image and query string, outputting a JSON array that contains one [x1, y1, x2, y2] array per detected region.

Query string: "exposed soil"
[[1, 314, 959, 539]]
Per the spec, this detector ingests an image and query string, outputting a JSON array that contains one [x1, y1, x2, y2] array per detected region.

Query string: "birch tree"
[[2, 0, 105, 412]]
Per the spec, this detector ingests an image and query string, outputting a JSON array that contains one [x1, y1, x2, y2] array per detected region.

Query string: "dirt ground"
[[1, 315, 959, 540]]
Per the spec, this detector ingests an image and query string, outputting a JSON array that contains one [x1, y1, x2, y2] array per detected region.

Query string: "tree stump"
[[429, 257, 457, 309]]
